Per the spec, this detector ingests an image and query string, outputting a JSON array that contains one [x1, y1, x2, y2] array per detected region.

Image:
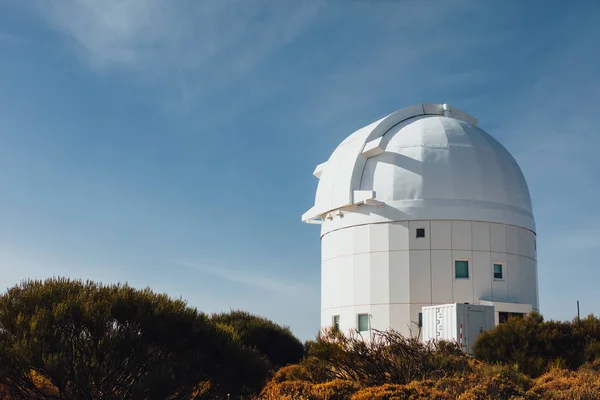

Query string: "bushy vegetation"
[[1, 279, 599, 399], [260, 319, 600, 400], [473, 312, 600, 377], [211, 310, 304, 368], [301, 329, 470, 386], [0, 278, 271, 399]]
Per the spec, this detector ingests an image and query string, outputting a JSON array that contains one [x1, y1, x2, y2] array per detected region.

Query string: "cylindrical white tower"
[[303, 103, 538, 337]]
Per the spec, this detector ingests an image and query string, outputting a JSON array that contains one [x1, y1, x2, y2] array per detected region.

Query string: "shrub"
[[303, 329, 470, 386], [271, 364, 313, 383], [212, 310, 304, 368], [0, 278, 269, 399], [310, 379, 362, 400], [527, 367, 600, 399], [350, 382, 449, 400], [473, 313, 600, 377], [456, 364, 531, 400], [259, 380, 314, 400]]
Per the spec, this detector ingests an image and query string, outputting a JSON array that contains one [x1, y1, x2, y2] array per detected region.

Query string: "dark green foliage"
[[0, 278, 269, 399], [473, 312, 600, 377], [299, 329, 470, 386], [211, 310, 304, 368]]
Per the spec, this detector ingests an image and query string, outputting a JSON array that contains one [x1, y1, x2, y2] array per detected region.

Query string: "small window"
[[455, 260, 469, 279], [357, 314, 369, 332], [332, 315, 340, 331], [416, 228, 425, 238], [418, 312, 423, 328], [493, 263, 503, 280]]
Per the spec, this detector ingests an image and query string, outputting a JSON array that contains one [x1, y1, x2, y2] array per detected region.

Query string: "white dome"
[[303, 103, 535, 234]]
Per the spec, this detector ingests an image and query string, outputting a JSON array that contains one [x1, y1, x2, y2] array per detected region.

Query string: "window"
[[418, 312, 423, 328], [493, 263, 503, 280], [332, 315, 340, 331], [455, 260, 469, 279], [416, 228, 425, 238], [357, 314, 369, 332]]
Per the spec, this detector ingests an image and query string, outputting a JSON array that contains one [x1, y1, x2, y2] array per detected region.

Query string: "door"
[[466, 310, 485, 354]]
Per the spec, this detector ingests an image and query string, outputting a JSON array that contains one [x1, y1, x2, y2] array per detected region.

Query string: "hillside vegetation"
[[0, 278, 598, 399]]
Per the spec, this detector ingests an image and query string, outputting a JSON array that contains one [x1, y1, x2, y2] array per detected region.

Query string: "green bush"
[[473, 313, 600, 377], [0, 278, 269, 399], [212, 310, 304, 368]]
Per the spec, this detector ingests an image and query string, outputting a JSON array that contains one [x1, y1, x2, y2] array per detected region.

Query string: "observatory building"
[[303, 103, 538, 337]]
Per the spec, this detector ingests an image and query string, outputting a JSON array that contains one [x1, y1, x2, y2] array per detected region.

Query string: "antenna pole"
[[577, 300, 580, 319]]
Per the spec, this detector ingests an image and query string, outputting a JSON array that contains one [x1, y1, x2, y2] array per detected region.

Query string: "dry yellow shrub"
[[310, 379, 361, 399], [350, 382, 449, 400], [527, 367, 600, 399], [258, 380, 314, 400]]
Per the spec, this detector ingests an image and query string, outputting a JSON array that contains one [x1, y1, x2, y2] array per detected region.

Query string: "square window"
[[493, 263, 503, 280], [416, 228, 425, 238], [357, 314, 369, 332], [332, 315, 340, 331], [455, 260, 469, 279]]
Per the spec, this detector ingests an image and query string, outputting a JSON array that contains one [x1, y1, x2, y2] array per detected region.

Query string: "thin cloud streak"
[[35, 1, 324, 84], [178, 260, 315, 297]]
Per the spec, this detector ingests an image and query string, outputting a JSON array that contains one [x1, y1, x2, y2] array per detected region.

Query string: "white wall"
[[321, 220, 537, 336]]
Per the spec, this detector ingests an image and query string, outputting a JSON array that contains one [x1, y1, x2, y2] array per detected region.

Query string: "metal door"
[[466, 310, 485, 354]]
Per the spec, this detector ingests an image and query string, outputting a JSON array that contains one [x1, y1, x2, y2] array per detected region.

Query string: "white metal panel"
[[325, 228, 353, 260], [370, 223, 390, 252], [339, 255, 355, 307], [339, 307, 356, 335], [506, 225, 520, 255], [389, 251, 410, 303], [452, 250, 474, 304], [409, 221, 430, 250], [473, 251, 492, 302], [321, 258, 335, 310], [452, 221, 472, 250], [422, 303, 458, 344], [370, 304, 390, 332], [354, 254, 371, 305], [519, 228, 535, 259], [389, 221, 409, 250], [490, 223, 507, 253], [354, 224, 371, 254], [506, 254, 521, 302], [389, 303, 411, 337], [431, 221, 452, 249], [370, 252, 390, 304], [472, 222, 491, 251], [321, 233, 332, 262], [409, 250, 432, 304], [519, 256, 536, 309], [431, 250, 453, 304]]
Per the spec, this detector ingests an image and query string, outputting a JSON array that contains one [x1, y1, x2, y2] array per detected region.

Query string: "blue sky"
[[0, 0, 598, 340]]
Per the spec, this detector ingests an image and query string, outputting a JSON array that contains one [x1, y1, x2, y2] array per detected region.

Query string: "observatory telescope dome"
[[303, 103, 534, 235]]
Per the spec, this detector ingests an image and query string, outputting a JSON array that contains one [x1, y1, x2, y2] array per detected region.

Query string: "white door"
[[466, 310, 485, 354]]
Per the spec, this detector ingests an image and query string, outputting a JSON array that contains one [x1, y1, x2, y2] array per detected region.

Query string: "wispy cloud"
[[178, 260, 315, 297], [34, 1, 323, 95]]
